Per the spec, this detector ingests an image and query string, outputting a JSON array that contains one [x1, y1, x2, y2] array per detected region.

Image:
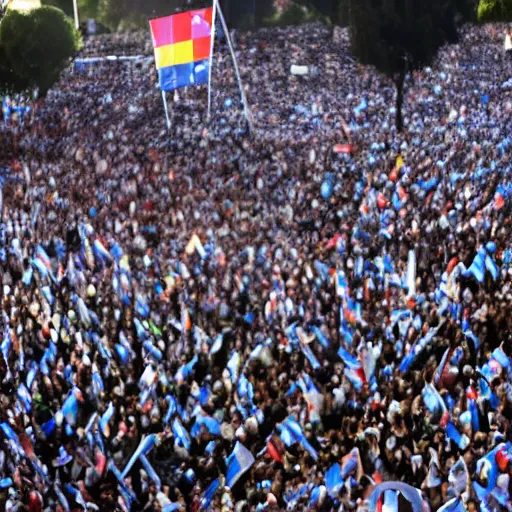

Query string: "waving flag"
[[466, 248, 486, 283], [280, 417, 319, 461], [191, 416, 221, 437], [172, 418, 191, 451], [201, 478, 220, 510], [226, 442, 255, 488], [437, 498, 466, 512], [422, 383, 447, 417], [150, 8, 213, 91], [369, 482, 425, 512], [325, 463, 343, 497], [446, 422, 470, 450], [340, 448, 363, 482], [473, 442, 511, 501], [121, 434, 158, 479], [448, 457, 469, 497]]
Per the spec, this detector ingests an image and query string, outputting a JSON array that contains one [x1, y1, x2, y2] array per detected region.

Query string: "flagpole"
[[207, 0, 218, 121], [72, 0, 79, 30], [161, 90, 171, 131], [216, 2, 254, 136]]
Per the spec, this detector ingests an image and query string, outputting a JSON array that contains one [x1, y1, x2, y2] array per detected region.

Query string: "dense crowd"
[[0, 19, 512, 512]]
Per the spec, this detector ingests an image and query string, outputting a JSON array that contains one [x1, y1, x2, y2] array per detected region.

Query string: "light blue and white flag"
[[281, 417, 318, 461], [226, 442, 255, 488], [172, 418, 191, 451], [325, 463, 343, 497], [369, 482, 425, 512]]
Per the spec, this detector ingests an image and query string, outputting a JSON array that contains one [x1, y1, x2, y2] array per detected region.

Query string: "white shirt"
[[505, 33, 512, 51]]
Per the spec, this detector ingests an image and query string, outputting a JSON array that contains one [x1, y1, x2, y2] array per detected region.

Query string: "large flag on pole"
[[150, 8, 214, 92]]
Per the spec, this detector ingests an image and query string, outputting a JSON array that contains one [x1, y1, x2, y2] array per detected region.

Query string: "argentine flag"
[[226, 442, 255, 488]]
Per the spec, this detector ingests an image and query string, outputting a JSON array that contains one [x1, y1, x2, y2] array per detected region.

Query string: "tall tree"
[[477, 0, 512, 21], [98, 0, 213, 31], [349, 0, 465, 132], [255, 0, 274, 26], [0, 6, 81, 95]]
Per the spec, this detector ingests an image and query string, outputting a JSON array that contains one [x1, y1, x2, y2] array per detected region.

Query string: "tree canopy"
[[349, 0, 468, 131], [0, 6, 82, 95], [477, 0, 512, 21]]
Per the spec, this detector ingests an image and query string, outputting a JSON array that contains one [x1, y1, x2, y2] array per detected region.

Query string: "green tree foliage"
[[267, 2, 324, 27], [40, 0, 74, 17], [308, 0, 349, 25], [41, 0, 101, 20], [78, 0, 101, 19], [478, 0, 512, 21], [255, 0, 274, 26], [98, 0, 211, 31], [349, 0, 464, 132], [331, 0, 350, 26], [0, 6, 82, 95]]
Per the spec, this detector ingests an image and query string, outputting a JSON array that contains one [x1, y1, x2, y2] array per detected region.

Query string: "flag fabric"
[[369, 482, 425, 512], [446, 422, 470, 450], [191, 416, 221, 437], [225, 442, 255, 488], [149, 8, 213, 92], [466, 248, 486, 282], [436, 498, 466, 512], [121, 434, 158, 479], [200, 478, 220, 510], [422, 383, 447, 416], [325, 463, 343, 497], [281, 417, 319, 461], [340, 448, 363, 482], [61, 390, 80, 427], [473, 442, 511, 501], [139, 454, 162, 491], [448, 457, 469, 497], [406, 249, 416, 297], [172, 418, 191, 451], [382, 490, 399, 512]]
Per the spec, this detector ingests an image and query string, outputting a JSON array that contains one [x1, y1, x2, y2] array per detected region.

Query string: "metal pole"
[[207, 0, 218, 121], [162, 90, 171, 131], [72, 0, 79, 30], [216, 2, 254, 136]]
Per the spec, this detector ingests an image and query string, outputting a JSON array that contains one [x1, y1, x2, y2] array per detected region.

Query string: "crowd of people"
[[0, 18, 512, 512]]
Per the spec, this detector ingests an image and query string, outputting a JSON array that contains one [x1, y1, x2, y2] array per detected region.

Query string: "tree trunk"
[[395, 71, 405, 133]]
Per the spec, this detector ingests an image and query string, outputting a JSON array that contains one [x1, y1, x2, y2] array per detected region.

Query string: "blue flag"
[[226, 442, 255, 488], [325, 463, 343, 497]]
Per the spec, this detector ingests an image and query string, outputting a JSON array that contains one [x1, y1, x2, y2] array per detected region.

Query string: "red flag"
[[333, 144, 355, 154]]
